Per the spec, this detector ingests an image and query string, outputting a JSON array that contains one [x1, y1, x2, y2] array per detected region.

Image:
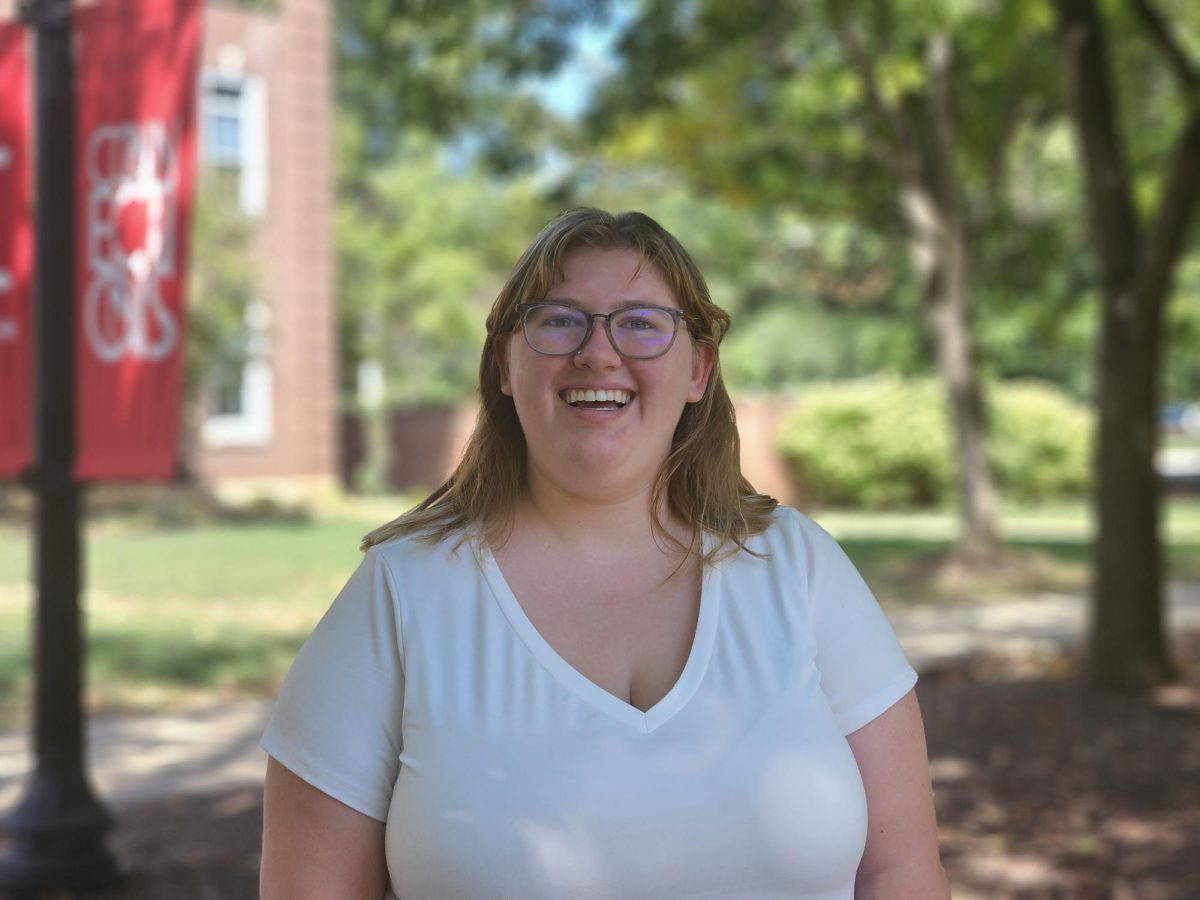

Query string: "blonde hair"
[[362, 208, 777, 563]]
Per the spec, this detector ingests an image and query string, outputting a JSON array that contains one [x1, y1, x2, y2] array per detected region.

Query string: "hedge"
[[775, 378, 1092, 507]]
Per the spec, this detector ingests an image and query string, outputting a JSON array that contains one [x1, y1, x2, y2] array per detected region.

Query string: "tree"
[[587, 0, 1064, 557], [332, 1, 616, 489], [336, 131, 553, 489], [574, 168, 931, 389], [335, 0, 604, 163], [1056, 0, 1200, 689]]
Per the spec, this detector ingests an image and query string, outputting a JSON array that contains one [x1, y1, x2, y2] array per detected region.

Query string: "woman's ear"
[[495, 334, 513, 396], [687, 344, 715, 403]]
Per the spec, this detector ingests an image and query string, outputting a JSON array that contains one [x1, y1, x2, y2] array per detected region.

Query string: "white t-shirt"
[[262, 507, 917, 899]]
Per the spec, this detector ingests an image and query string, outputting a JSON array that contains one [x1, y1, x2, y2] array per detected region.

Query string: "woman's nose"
[[573, 317, 621, 368]]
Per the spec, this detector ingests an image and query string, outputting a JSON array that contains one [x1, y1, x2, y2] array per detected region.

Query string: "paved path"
[[0, 699, 273, 811], [895, 580, 1200, 671], [1, 582, 1198, 811]]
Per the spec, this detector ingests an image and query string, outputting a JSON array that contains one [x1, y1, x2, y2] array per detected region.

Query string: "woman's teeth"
[[565, 389, 631, 408]]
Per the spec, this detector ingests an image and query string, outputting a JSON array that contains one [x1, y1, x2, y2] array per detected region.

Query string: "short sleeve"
[[795, 514, 917, 735], [260, 546, 405, 822]]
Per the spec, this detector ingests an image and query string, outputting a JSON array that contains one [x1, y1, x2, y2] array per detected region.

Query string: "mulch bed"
[[923, 630, 1200, 899], [24, 632, 1200, 899]]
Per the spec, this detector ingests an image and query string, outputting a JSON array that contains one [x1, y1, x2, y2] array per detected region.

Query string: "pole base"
[[0, 834, 123, 892], [0, 770, 123, 892]]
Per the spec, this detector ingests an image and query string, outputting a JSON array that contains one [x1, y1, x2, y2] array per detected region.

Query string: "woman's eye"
[[620, 315, 660, 331], [544, 316, 582, 328]]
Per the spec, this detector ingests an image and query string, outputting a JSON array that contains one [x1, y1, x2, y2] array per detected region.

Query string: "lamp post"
[[0, 0, 121, 890]]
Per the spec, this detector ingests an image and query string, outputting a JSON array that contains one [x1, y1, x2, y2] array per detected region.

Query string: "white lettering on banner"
[[0, 318, 16, 343], [0, 143, 10, 170], [0, 267, 11, 292], [83, 121, 180, 364]]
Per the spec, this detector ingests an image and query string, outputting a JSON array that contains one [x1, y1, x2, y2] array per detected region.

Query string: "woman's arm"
[[260, 756, 389, 900], [847, 689, 950, 900]]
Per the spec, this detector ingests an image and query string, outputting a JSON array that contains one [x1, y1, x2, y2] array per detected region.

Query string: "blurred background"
[[1, 0, 1199, 896]]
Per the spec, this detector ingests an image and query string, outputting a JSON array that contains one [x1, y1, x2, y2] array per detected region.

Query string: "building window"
[[212, 348, 248, 416], [199, 64, 271, 448], [199, 70, 267, 217], [201, 301, 273, 448]]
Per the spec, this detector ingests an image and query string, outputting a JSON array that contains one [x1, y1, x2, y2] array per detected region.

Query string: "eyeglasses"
[[514, 302, 688, 360]]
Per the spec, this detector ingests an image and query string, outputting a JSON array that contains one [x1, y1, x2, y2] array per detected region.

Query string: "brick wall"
[[192, 0, 338, 489], [358, 398, 803, 507]]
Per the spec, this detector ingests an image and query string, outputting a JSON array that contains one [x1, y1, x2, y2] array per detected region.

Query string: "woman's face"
[[498, 247, 714, 503]]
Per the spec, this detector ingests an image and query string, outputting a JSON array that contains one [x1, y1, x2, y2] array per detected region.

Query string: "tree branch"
[[820, 0, 918, 183], [924, 31, 959, 219], [1056, 0, 1141, 295], [1137, 109, 1200, 315], [1128, 0, 1198, 93]]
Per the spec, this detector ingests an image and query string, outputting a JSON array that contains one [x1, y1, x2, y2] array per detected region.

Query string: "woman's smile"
[[560, 387, 635, 411]]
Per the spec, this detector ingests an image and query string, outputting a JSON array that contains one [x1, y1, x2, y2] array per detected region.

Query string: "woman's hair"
[[362, 207, 777, 563]]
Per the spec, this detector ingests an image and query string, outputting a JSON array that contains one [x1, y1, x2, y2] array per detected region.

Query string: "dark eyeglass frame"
[[514, 302, 689, 360]]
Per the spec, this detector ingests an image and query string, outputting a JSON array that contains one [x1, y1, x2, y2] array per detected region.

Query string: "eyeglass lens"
[[523, 305, 679, 358]]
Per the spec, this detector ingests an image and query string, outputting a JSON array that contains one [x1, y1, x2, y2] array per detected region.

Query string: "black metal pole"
[[0, 0, 121, 891]]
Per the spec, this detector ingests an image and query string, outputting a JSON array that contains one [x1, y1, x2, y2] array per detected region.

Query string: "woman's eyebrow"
[[541, 297, 659, 311]]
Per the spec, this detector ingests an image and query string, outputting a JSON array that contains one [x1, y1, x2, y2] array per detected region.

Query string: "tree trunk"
[[907, 32, 997, 559], [902, 185, 997, 559], [1090, 295, 1172, 687], [828, 21, 999, 557], [930, 229, 996, 560], [354, 350, 392, 494], [1057, 0, 1200, 689]]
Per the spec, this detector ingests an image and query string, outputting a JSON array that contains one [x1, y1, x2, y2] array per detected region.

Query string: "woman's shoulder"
[[362, 527, 482, 586], [748, 505, 840, 557]]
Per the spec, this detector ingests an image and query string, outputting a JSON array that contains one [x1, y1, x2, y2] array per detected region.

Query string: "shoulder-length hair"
[[362, 207, 777, 563]]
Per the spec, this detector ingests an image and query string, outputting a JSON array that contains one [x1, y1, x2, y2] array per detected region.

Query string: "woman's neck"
[[514, 468, 690, 562]]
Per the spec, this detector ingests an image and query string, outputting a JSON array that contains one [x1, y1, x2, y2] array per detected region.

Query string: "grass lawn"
[[0, 502, 395, 728], [1, 494, 1198, 727], [823, 498, 1200, 606]]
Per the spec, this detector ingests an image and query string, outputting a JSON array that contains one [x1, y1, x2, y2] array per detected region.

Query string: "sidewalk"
[[0, 698, 273, 811], [896, 579, 1200, 671], [2, 582, 1199, 811]]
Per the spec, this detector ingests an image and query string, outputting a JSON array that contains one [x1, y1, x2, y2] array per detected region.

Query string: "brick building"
[[191, 0, 339, 497]]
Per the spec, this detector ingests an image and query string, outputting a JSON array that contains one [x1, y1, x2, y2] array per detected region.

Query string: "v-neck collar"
[[477, 541, 721, 734]]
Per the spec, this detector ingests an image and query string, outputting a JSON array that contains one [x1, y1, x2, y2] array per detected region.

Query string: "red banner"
[[0, 22, 32, 480], [74, 0, 201, 481]]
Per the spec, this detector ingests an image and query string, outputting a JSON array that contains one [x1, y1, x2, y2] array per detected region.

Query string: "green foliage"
[[329, 0, 1199, 423], [336, 0, 604, 161], [1165, 253, 1200, 403], [571, 168, 929, 389], [777, 379, 954, 507], [583, 0, 1109, 400], [776, 378, 1093, 507], [990, 382, 1093, 502], [186, 175, 259, 411], [337, 131, 553, 407]]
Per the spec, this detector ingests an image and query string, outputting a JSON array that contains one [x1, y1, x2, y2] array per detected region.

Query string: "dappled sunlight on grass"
[[0, 512, 388, 727], [817, 498, 1200, 606], [1, 496, 1198, 723]]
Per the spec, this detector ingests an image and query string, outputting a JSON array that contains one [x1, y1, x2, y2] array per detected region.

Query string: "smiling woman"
[[498, 246, 714, 512], [259, 208, 949, 899]]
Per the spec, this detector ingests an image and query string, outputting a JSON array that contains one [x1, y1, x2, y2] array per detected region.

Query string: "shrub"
[[991, 381, 1093, 502], [775, 379, 954, 508], [775, 378, 1091, 508]]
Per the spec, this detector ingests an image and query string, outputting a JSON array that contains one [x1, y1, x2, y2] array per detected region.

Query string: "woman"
[[260, 208, 948, 898]]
